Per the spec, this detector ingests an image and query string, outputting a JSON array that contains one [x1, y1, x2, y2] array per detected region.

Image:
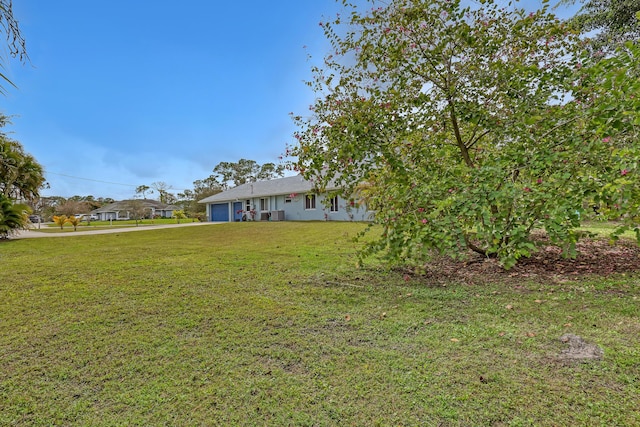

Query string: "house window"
[[285, 197, 292, 203], [260, 198, 269, 211], [330, 196, 339, 212], [305, 194, 316, 210]]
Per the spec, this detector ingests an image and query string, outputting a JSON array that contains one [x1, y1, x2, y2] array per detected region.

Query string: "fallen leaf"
[[450, 338, 459, 342], [563, 323, 572, 327], [498, 332, 505, 337], [505, 304, 513, 310], [526, 332, 536, 337], [534, 299, 543, 303], [345, 315, 351, 321]]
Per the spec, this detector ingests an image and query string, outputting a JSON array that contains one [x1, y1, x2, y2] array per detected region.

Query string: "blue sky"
[[2, 0, 581, 201], [3, 0, 348, 200]]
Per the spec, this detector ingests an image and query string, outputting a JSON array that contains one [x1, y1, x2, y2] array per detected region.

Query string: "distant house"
[[198, 175, 370, 222], [91, 199, 178, 221]]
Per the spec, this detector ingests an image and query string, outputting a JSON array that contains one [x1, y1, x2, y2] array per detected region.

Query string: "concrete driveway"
[[12, 221, 220, 239]]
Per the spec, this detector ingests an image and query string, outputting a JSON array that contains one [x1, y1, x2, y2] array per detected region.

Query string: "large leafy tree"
[[291, 0, 637, 268], [561, 0, 640, 53], [574, 41, 640, 239], [213, 158, 284, 189]]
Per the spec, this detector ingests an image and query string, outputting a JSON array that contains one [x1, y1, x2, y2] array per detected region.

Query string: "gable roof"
[[91, 199, 178, 213], [198, 175, 334, 204]]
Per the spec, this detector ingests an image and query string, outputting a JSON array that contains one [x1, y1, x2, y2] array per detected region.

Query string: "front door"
[[233, 202, 243, 221]]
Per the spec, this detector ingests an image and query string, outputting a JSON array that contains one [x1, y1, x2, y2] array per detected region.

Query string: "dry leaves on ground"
[[415, 238, 640, 285]]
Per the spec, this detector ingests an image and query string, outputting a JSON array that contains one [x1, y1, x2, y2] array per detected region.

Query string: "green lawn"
[[1, 222, 638, 425]]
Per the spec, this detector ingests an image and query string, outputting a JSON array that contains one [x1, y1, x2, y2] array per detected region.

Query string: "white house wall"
[[207, 193, 371, 222]]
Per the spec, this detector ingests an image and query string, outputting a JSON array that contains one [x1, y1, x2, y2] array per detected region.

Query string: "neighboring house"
[[91, 199, 178, 221], [198, 174, 371, 222]]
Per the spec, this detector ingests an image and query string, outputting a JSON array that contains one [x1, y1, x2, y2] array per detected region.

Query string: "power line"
[[44, 170, 189, 193], [45, 171, 138, 187]]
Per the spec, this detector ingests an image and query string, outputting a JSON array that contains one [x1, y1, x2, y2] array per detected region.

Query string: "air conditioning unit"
[[271, 210, 285, 221]]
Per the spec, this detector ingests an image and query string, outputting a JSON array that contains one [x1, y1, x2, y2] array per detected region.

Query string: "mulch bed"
[[417, 237, 640, 285]]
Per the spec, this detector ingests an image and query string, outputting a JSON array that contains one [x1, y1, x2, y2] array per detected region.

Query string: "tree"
[[30, 195, 65, 222], [135, 185, 152, 199], [560, 0, 640, 54], [256, 162, 285, 181], [172, 209, 187, 224], [151, 181, 174, 204], [0, 3, 43, 239], [573, 42, 640, 240], [290, 0, 636, 269], [0, 194, 29, 238], [0, 120, 46, 201], [66, 215, 81, 231], [0, 0, 28, 95], [52, 215, 67, 230], [212, 159, 284, 189], [124, 199, 148, 226], [177, 175, 223, 218], [55, 199, 84, 217]]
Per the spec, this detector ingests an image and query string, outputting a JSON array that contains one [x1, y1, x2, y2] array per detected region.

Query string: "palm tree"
[[0, 194, 29, 239], [0, 1, 28, 96], [52, 215, 67, 230], [66, 215, 82, 231], [0, 136, 46, 201]]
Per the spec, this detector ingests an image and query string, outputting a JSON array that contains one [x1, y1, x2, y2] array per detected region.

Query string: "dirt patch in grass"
[[418, 237, 640, 285]]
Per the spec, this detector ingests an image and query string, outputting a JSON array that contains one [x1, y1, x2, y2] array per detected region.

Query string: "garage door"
[[210, 203, 229, 222]]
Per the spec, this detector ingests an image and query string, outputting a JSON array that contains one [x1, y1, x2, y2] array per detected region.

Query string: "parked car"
[[28, 215, 41, 223], [72, 214, 99, 221]]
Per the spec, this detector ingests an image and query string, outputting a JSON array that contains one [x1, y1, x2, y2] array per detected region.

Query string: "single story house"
[[198, 175, 371, 222], [91, 199, 178, 221]]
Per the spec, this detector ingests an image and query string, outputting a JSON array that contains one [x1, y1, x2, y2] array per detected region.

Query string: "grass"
[[580, 220, 638, 240], [1, 222, 638, 425]]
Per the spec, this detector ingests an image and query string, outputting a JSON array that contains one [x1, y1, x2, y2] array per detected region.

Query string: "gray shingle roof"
[[198, 175, 333, 204]]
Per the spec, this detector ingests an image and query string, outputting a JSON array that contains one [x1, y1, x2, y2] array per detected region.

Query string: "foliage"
[[150, 181, 176, 204], [176, 176, 222, 216], [175, 158, 282, 216], [0, 223, 639, 425], [212, 158, 284, 189], [291, 0, 637, 269], [54, 199, 86, 217], [561, 0, 640, 53], [135, 185, 152, 199], [65, 215, 82, 231], [172, 209, 187, 224], [0, 193, 28, 238], [52, 215, 67, 230], [574, 42, 640, 240], [0, 119, 46, 201], [124, 199, 148, 226], [0, 0, 28, 95]]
